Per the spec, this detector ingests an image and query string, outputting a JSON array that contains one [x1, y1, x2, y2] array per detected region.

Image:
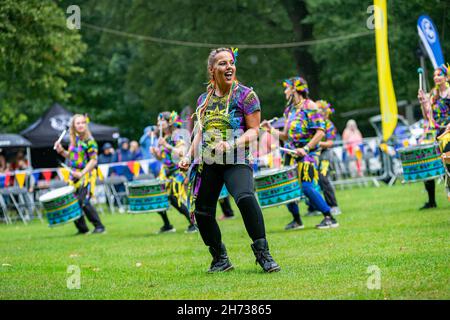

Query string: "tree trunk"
[[281, 0, 319, 97]]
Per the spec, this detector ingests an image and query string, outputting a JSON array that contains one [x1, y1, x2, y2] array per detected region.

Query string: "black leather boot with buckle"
[[208, 243, 234, 273], [251, 238, 281, 273]]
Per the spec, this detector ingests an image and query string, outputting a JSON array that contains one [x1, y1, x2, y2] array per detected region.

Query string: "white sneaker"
[[330, 207, 342, 215]]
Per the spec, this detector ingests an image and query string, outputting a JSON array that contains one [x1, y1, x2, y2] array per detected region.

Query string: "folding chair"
[[0, 187, 28, 224], [0, 193, 12, 224], [104, 176, 128, 213]]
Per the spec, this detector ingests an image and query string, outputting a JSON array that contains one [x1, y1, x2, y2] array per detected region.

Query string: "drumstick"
[[150, 132, 155, 146], [58, 160, 71, 171], [280, 147, 297, 154], [417, 68, 423, 91], [53, 130, 66, 150], [260, 117, 278, 128]]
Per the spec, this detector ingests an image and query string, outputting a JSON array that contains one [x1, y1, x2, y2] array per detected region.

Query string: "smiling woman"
[[178, 48, 281, 274], [54, 114, 106, 235]]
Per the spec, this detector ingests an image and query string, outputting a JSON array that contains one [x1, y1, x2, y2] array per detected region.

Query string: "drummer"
[[417, 63, 450, 209], [54, 114, 106, 235], [306, 100, 341, 216], [151, 111, 197, 234], [262, 76, 339, 230]]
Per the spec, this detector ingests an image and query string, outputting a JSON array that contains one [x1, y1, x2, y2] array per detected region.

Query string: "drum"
[[219, 185, 229, 200], [253, 165, 301, 209], [398, 143, 445, 183], [39, 186, 82, 227], [126, 179, 169, 213], [438, 132, 450, 192]]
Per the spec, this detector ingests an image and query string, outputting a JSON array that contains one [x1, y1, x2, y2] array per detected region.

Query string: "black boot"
[[251, 238, 281, 273], [208, 243, 234, 273]]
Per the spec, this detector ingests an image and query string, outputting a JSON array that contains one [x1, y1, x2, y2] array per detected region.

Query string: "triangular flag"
[[99, 164, 109, 181], [111, 165, 124, 176], [97, 168, 104, 181], [5, 173, 11, 187], [133, 161, 140, 177], [59, 168, 71, 182], [15, 172, 27, 189], [42, 170, 52, 182], [127, 161, 135, 176], [140, 160, 149, 175], [32, 172, 40, 185]]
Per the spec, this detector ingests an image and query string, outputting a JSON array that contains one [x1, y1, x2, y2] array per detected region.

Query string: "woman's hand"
[[158, 137, 169, 149], [72, 171, 83, 180], [215, 141, 231, 154], [295, 148, 307, 158], [178, 157, 191, 171], [260, 120, 272, 131], [54, 142, 64, 154], [418, 89, 429, 105]]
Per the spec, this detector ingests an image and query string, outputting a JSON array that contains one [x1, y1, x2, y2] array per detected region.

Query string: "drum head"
[[127, 179, 167, 187], [254, 165, 297, 178], [39, 186, 75, 202], [397, 143, 438, 153]]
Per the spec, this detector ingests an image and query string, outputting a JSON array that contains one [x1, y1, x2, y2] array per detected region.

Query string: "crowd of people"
[[0, 150, 30, 174], [2, 47, 448, 275]]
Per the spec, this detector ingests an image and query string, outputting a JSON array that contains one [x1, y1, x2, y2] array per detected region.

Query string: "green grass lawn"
[[0, 182, 449, 300]]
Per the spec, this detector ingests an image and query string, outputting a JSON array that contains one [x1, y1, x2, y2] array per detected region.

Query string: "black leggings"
[[74, 184, 104, 232], [194, 164, 266, 250], [158, 194, 191, 227], [424, 180, 436, 204]]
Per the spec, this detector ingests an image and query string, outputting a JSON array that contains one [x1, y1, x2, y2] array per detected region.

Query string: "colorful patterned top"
[[430, 91, 450, 128], [68, 136, 98, 170], [283, 100, 326, 149], [325, 119, 337, 141], [197, 83, 261, 164], [159, 134, 185, 175]]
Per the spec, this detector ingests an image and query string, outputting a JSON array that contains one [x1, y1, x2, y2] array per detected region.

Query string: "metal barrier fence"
[[315, 137, 398, 188], [4, 139, 444, 223]]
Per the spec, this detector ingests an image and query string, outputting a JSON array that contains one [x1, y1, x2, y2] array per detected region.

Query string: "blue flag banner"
[[417, 15, 445, 69]]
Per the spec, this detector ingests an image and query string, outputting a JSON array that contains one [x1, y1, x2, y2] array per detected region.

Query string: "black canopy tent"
[[0, 134, 32, 148], [21, 104, 120, 168]]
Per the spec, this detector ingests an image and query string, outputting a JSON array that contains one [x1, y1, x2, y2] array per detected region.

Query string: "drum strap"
[[438, 133, 450, 151], [297, 162, 319, 183], [320, 160, 330, 177]]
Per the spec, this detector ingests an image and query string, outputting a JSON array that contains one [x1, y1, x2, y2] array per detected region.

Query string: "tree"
[[0, 0, 86, 132]]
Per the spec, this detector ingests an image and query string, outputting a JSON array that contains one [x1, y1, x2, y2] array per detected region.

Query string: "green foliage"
[[2, 0, 449, 139], [0, 0, 86, 132], [305, 0, 449, 133]]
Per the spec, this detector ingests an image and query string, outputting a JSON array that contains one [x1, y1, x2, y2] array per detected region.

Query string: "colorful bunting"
[[32, 172, 41, 186], [133, 161, 141, 177], [42, 170, 52, 182], [15, 172, 27, 189], [98, 164, 109, 181], [127, 161, 135, 176]]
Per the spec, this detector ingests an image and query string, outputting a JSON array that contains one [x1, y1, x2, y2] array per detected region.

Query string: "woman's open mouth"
[[224, 71, 233, 81]]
